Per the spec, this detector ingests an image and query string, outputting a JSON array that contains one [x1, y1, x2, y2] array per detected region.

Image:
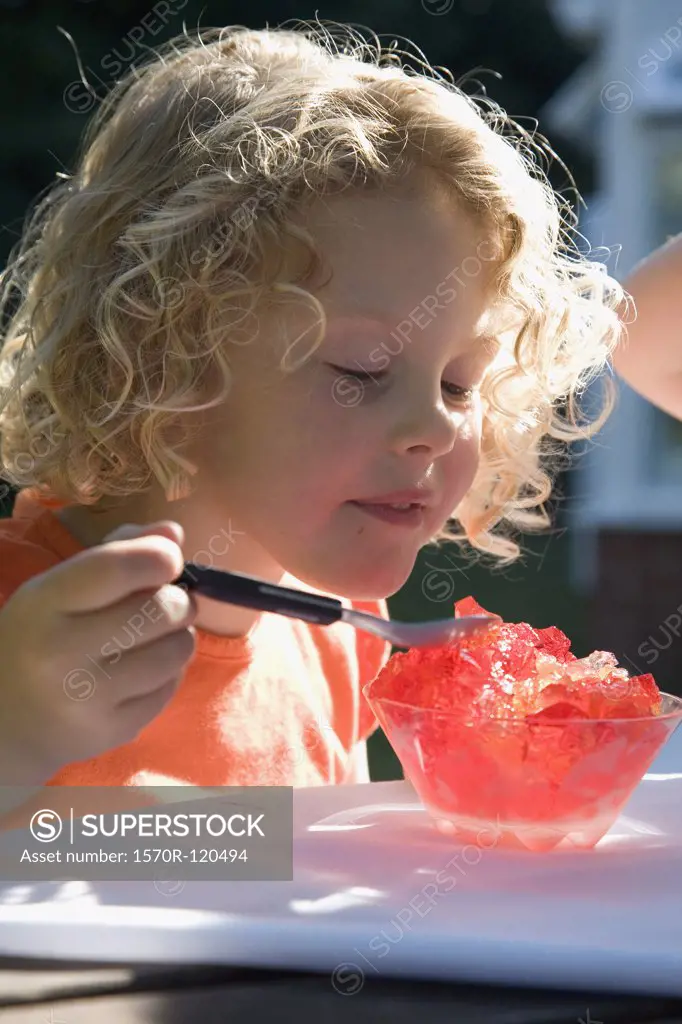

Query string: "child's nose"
[[388, 400, 464, 459]]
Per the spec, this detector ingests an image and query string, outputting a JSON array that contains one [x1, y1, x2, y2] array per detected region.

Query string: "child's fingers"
[[34, 523, 187, 615], [59, 582, 197, 666], [102, 521, 185, 546], [113, 677, 186, 745], [101, 625, 197, 704]]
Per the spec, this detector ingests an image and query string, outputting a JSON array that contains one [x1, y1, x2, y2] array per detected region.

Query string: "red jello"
[[364, 598, 682, 852]]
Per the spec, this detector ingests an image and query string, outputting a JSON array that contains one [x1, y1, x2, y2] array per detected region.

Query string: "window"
[[652, 127, 682, 246]]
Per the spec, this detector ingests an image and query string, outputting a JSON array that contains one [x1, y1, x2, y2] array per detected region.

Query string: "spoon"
[[174, 562, 499, 649]]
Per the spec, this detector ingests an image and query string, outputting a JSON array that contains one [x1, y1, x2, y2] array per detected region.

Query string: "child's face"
[[195, 176, 498, 599]]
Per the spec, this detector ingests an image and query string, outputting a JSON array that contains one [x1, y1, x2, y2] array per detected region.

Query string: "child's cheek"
[[453, 396, 483, 446]]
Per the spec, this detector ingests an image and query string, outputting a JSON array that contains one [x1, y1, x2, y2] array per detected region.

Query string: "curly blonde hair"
[[0, 22, 624, 562]]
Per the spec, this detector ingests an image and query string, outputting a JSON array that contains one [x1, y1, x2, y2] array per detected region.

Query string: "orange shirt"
[[0, 489, 390, 790]]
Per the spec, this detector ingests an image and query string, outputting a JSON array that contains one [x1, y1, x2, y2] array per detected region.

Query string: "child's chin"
[[294, 556, 415, 602]]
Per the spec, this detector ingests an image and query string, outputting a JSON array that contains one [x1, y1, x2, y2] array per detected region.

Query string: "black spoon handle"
[[174, 563, 344, 626]]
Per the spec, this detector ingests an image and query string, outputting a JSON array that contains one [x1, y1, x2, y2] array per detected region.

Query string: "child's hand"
[[0, 521, 197, 784]]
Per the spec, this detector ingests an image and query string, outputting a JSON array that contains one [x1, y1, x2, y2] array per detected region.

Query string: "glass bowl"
[[363, 685, 682, 852]]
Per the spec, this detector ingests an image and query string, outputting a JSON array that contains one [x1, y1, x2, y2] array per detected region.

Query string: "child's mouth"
[[348, 500, 426, 527]]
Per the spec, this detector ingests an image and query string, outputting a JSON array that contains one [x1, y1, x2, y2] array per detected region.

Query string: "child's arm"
[[614, 235, 682, 419]]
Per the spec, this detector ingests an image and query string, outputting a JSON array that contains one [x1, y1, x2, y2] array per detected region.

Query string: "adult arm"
[[614, 234, 682, 419]]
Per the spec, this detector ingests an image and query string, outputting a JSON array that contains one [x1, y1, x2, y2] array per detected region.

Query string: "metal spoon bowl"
[[175, 562, 499, 649]]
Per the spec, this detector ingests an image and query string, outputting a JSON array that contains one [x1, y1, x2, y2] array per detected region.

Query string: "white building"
[[544, 0, 682, 596]]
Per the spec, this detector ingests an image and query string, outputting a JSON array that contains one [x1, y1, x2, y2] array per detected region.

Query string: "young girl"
[[0, 24, 623, 793]]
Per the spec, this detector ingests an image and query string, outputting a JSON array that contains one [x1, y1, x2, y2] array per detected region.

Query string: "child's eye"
[[327, 364, 385, 382], [442, 382, 475, 404], [327, 364, 474, 402]]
